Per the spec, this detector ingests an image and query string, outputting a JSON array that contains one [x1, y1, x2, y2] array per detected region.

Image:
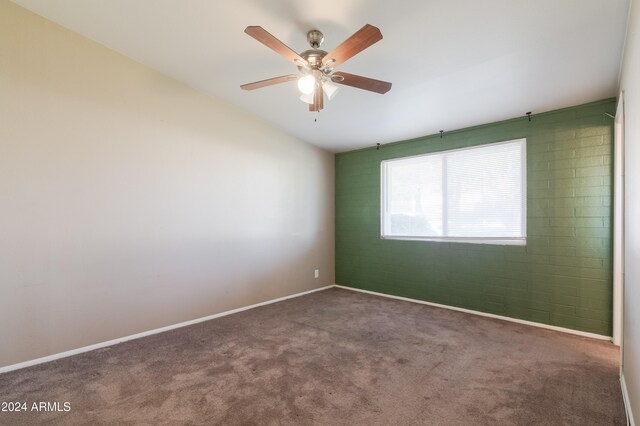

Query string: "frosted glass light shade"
[[323, 80, 339, 100], [299, 93, 314, 104]]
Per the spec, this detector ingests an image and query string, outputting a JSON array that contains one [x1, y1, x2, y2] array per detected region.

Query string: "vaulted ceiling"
[[12, 0, 630, 152]]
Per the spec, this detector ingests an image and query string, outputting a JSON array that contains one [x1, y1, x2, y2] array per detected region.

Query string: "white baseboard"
[[0, 285, 333, 374], [622, 373, 636, 426], [334, 285, 612, 342], [0, 283, 614, 374]]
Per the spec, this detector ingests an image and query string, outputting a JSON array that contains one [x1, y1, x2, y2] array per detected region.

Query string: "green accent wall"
[[335, 99, 615, 336]]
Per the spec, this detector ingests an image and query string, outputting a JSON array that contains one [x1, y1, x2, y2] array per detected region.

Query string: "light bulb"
[[323, 80, 339, 100], [297, 75, 316, 95]]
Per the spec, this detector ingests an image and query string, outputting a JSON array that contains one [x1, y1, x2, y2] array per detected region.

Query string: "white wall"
[[621, 0, 640, 421], [0, 1, 334, 368]]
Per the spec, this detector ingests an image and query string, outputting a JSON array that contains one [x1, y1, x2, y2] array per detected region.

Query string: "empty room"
[[1, 0, 639, 424]]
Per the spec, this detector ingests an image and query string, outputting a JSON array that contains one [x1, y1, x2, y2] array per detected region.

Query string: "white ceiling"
[[12, 0, 630, 152]]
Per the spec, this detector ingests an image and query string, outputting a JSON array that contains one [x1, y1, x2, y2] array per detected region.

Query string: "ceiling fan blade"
[[321, 24, 383, 68], [309, 70, 324, 112], [316, 83, 324, 111], [244, 26, 308, 66], [240, 74, 298, 91], [309, 90, 324, 111], [332, 72, 392, 94]]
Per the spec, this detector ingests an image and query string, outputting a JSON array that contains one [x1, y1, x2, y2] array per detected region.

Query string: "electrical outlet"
[[314, 269, 319, 279]]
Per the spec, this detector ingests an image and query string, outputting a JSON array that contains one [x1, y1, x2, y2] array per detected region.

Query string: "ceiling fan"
[[240, 24, 392, 112]]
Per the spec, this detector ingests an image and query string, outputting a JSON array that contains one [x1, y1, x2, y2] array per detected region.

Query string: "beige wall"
[[621, 0, 640, 421], [0, 1, 334, 368]]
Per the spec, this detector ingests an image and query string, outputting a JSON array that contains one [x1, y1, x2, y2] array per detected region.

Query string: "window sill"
[[381, 236, 527, 246]]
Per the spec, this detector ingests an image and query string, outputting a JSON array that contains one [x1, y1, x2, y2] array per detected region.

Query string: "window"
[[381, 139, 526, 244]]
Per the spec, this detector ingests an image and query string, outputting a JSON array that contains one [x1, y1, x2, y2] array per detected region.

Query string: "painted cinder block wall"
[[335, 99, 615, 336]]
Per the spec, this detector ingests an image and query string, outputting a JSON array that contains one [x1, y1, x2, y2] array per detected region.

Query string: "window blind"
[[381, 139, 526, 243]]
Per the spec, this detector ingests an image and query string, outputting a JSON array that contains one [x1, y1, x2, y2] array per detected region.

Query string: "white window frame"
[[381, 139, 527, 245]]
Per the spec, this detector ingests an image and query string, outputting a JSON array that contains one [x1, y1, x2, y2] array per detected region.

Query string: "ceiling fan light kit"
[[241, 25, 392, 112]]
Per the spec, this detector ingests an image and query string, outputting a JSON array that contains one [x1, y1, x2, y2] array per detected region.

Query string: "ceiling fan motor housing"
[[299, 49, 328, 70]]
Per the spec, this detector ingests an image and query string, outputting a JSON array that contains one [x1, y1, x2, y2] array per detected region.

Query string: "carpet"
[[0, 287, 626, 425]]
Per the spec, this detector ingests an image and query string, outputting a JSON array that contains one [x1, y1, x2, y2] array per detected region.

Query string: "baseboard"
[[0, 283, 613, 374], [622, 373, 636, 426], [0, 285, 333, 374], [334, 285, 612, 342]]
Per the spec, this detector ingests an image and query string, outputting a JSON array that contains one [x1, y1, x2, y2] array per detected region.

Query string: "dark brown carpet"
[[0, 288, 625, 425]]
